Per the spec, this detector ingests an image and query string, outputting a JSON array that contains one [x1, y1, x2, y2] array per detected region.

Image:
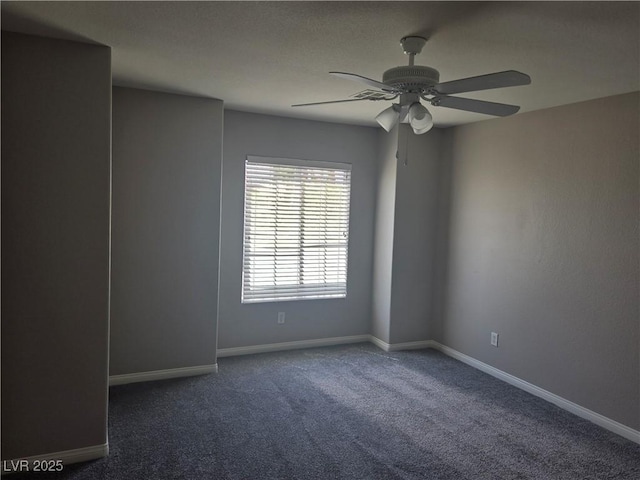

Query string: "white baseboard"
[[217, 334, 370, 358], [109, 364, 217, 386], [369, 336, 433, 352], [106, 337, 639, 445], [1, 442, 108, 475], [429, 341, 640, 444]]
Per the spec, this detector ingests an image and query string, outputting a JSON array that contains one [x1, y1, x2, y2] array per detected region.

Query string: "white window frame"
[[241, 156, 352, 304]]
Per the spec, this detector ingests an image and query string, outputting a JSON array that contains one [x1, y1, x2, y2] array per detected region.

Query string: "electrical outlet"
[[491, 332, 499, 347], [277, 312, 285, 324]]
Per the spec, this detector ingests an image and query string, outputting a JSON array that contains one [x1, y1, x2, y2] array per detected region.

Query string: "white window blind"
[[242, 156, 352, 303]]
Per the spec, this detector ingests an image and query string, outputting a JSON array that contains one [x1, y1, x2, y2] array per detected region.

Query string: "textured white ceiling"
[[2, 1, 639, 127]]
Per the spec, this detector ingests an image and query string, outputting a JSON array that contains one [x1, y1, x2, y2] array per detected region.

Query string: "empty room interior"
[[1, 1, 639, 478]]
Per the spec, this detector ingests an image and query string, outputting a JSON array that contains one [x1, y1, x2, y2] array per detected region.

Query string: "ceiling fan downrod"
[[400, 36, 427, 66]]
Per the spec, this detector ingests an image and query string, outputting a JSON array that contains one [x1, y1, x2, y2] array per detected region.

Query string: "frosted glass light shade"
[[375, 105, 400, 132], [408, 103, 433, 134]]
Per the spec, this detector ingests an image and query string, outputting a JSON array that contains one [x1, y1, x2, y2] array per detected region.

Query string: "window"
[[241, 156, 352, 303]]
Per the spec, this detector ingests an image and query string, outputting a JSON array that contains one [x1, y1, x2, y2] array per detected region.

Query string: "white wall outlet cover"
[[491, 332, 499, 347]]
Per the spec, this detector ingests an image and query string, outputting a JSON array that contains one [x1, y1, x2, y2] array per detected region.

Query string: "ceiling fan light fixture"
[[293, 37, 529, 133], [408, 102, 433, 134], [375, 104, 401, 132]]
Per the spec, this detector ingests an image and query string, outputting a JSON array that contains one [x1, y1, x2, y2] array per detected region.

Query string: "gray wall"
[[110, 87, 223, 375], [1, 32, 111, 459], [218, 111, 378, 349], [389, 126, 443, 344], [437, 92, 639, 429], [371, 126, 398, 343], [372, 125, 444, 344]]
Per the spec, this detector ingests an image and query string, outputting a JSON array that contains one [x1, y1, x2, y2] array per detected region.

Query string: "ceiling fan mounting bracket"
[[400, 36, 427, 56], [381, 36, 438, 91]]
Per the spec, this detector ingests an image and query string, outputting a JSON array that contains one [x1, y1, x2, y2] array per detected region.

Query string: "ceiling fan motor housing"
[[382, 65, 440, 91]]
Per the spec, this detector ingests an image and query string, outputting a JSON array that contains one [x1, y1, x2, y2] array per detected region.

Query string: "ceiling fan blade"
[[434, 70, 531, 95], [330, 72, 395, 92], [432, 96, 520, 116], [292, 98, 371, 107]]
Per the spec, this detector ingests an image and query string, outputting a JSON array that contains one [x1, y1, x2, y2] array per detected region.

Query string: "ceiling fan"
[[293, 36, 531, 134]]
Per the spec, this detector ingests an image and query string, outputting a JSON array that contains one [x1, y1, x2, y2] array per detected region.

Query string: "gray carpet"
[[16, 344, 640, 479]]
